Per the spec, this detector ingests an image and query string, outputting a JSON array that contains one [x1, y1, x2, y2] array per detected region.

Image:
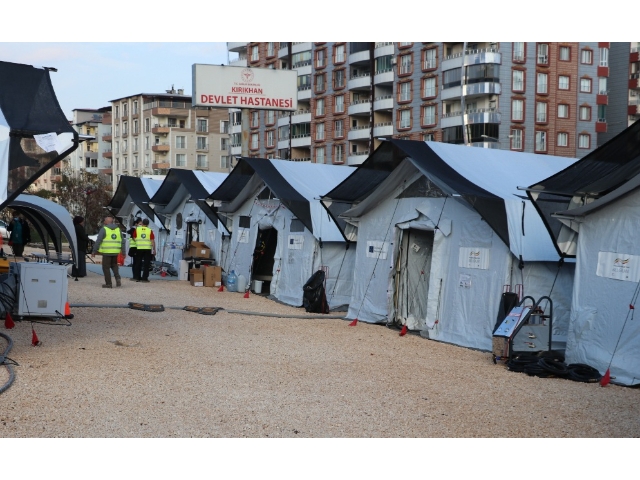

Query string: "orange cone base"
[[244, 291, 250, 298], [399, 325, 408, 336], [217, 285, 224, 292], [32, 328, 41, 346], [348, 319, 358, 326], [600, 368, 611, 387], [5, 312, 15, 329], [64, 302, 71, 316]]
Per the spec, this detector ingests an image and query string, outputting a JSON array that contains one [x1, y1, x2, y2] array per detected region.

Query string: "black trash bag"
[[303, 270, 329, 314]]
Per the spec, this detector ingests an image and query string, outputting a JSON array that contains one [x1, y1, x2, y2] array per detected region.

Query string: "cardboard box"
[[202, 265, 222, 287], [189, 268, 204, 287], [184, 241, 211, 259]]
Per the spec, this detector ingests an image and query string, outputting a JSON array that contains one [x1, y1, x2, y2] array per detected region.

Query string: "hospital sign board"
[[192, 64, 297, 111]]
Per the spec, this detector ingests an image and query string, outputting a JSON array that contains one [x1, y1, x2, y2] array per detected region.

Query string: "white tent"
[[211, 158, 355, 308], [323, 140, 577, 351], [149, 169, 228, 273]]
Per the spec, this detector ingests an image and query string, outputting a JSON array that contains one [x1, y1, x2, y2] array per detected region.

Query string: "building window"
[[581, 49, 593, 65], [133, 137, 138, 152], [315, 146, 325, 164], [536, 102, 547, 123], [196, 154, 208, 169], [176, 154, 186, 167], [558, 75, 569, 90], [537, 73, 548, 94], [132, 155, 138, 169], [145, 154, 150, 168], [267, 42, 275, 57], [250, 111, 259, 128], [316, 48, 326, 68], [399, 54, 412, 75], [557, 132, 568, 147], [315, 73, 326, 93], [333, 69, 345, 89], [266, 110, 275, 125], [399, 109, 411, 129], [334, 44, 345, 64], [580, 78, 592, 93], [537, 43, 549, 64], [598, 104, 607, 122], [123, 157, 128, 170], [265, 130, 274, 148], [423, 48, 437, 70], [512, 70, 524, 92], [422, 105, 436, 126], [123, 121, 128, 135], [535, 131, 547, 152], [334, 144, 344, 163], [115, 141, 119, 154], [512, 99, 524, 122], [122, 103, 128, 117], [133, 101, 139, 115], [114, 105, 119, 119], [399, 82, 412, 102], [579, 134, 591, 149], [250, 45, 259, 62], [115, 124, 119, 137], [334, 119, 344, 138], [334, 95, 344, 113], [145, 136, 150, 150], [123, 139, 128, 151], [316, 98, 325, 116], [558, 104, 569, 118], [423, 133, 435, 142], [423, 77, 437, 98], [579, 106, 591, 121], [133, 120, 139, 135], [513, 42, 525, 62], [511, 129, 523, 150], [144, 118, 150, 132], [316, 122, 325, 141], [250, 133, 259, 150], [559, 46, 570, 61], [221, 156, 230, 169], [598, 77, 608, 95], [197, 119, 207, 133], [220, 120, 229, 133], [220, 138, 228, 150], [176, 136, 186, 148], [600, 47, 609, 67], [197, 136, 207, 150]]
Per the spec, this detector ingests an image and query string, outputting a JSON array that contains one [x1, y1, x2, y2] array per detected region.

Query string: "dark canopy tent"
[[107, 175, 166, 227], [150, 169, 222, 228], [323, 140, 511, 248], [527, 119, 640, 257], [211, 157, 321, 235], [7, 194, 78, 263], [0, 61, 78, 209]]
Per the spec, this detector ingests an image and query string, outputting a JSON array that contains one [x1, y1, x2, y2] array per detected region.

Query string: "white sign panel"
[[192, 64, 297, 111], [288, 235, 304, 250], [596, 251, 640, 282], [458, 247, 490, 270], [237, 228, 249, 244], [459, 274, 471, 288], [366, 241, 388, 260]]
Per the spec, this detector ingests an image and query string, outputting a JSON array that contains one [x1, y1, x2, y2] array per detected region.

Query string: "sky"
[[0, 42, 230, 120]]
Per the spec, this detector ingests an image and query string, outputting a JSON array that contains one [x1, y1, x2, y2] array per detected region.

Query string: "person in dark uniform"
[[7, 214, 30, 257], [72, 216, 90, 278], [127, 217, 143, 281], [133, 218, 155, 282]]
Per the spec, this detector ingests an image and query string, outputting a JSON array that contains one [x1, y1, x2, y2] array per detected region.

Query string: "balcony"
[[347, 151, 370, 166], [152, 143, 170, 153], [195, 161, 209, 170], [374, 69, 394, 86], [291, 42, 312, 55], [462, 82, 501, 98], [441, 47, 500, 71], [373, 122, 393, 137], [291, 134, 311, 148], [102, 150, 112, 158], [196, 146, 209, 152], [297, 84, 312, 100], [348, 125, 370, 140], [229, 122, 243, 134], [102, 134, 112, 142], [289, 157, 311, 162], [278, 45, 289, 58], [152, 162, 170, 170], [152, 124, 171, 134], [349, 50, 370, 65], [230, 145, 242, 156], [227, 42, 248, 52], [291, 110, 311, 124], [374, 43, 394, 58], [230, 57, 247, 67], [373, 95, 393, 111], [348, 73, 371, 90], [440, 108, 501, 128], [277, 114, 290, 128], [277, 139, 289, 151], [441, 85, 462, 101], [145, 101, 191, 117], [348, 100, 371, 116]]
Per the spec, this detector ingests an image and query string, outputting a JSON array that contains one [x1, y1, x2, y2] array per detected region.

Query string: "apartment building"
[[106, 88, 231, 184], [227, 42, 629, 164]]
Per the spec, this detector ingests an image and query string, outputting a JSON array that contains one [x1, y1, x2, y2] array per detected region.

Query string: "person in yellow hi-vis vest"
[[127, 217, 143, 281], [91, 215, 124, 288], [133, 218, 156, 283]]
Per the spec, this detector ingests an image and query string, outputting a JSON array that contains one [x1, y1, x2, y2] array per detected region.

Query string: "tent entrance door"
[[393, 228, 433, 328], [251, 227, 277, 292]]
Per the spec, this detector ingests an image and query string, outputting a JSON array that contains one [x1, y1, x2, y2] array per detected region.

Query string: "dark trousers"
[[137, 249, 152, 280], [130, 248, 141, 280], [101, 255, 121, 286], [11, 242, 25, 257], [72, 249, 87, 277]]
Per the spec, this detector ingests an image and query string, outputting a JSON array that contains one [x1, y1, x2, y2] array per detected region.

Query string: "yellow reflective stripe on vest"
[[129, 236, 137, 248], [98, 227, 122, 254], [136, 226, 152, 250]]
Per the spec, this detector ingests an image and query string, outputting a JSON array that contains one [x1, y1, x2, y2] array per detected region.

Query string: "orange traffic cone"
[[348, 319, 358, 326], [399, 325, 408, 336], [600, 368, 611, 387], [5, 312, 15, 329], [64, 302, 71, 316], [32, 327, 41, 346], [217, 284, 224, 292], [244, 290, 250, 298]]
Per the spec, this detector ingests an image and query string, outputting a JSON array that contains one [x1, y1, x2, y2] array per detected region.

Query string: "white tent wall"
[[314, 242, 356, 309], [565, 189, 640, 385]]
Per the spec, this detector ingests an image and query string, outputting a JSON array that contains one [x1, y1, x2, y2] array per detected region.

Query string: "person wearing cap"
[[91, 215, 124, 288], [71, 216, 90, 278]]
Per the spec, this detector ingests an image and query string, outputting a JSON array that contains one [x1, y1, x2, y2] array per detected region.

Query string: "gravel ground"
[[0, 248, 638, 438]]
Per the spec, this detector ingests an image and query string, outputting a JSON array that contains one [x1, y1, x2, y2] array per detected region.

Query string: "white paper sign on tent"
[[288, 234, 304, 250], [237, 228, 249, 244], [458, 247, 490, 270], [33, 132, 62, 153], [366, 241, 388, 259], [596, 251, 640, 282]]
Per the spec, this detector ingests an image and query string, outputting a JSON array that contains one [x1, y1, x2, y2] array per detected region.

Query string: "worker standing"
[[127, 217, 143, 281], [134, 218, 155, 283], [91, 215, 124, 288]]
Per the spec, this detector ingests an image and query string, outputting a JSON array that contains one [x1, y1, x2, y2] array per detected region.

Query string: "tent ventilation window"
[[290, 219, 304, 232], [397, 177, 445, 199], [239, 216, 251, 229], [176, 213, 183, 230]]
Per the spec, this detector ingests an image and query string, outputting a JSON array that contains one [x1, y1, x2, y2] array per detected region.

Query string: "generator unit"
[[15, 262, 68, 318]]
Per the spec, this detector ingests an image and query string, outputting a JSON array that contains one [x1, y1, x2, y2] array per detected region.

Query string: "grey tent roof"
[[108, 176, 166, 226], [8, 194, 78, 264]]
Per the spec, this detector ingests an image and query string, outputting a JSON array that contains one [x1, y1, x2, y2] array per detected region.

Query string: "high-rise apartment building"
[[106, 88, 231, 185], [227, 42, 631, 164]]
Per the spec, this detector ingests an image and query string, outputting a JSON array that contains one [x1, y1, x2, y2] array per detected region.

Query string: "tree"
[[52, 168, 113, 235]]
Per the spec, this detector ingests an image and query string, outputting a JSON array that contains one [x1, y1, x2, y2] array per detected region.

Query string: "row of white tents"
[[107, 126, 640, 386]]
